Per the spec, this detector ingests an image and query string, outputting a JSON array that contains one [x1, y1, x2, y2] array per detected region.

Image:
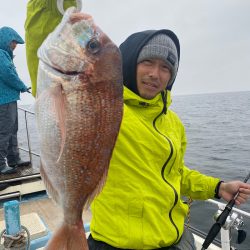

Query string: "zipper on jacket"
[[153, 111, 180, 244]]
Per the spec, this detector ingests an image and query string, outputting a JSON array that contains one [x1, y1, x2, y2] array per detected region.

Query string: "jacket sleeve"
[[181, 166, 220, 200], [0, 51, 28, 92], [179, 123, 220, 200]]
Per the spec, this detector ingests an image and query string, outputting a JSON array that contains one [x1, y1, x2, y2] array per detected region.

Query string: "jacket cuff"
[[214, 180, 224, 199]]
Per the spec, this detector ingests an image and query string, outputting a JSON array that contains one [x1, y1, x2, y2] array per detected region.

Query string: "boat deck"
[[0, 196, 92, 233], [0, 156, 45, 201], [0, 197, 222, 250], [0, 162, 40, 182], [0, 106, 42, 191]]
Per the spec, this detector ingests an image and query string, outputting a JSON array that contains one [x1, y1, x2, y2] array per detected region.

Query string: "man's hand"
[[219, 181, 250, 205]]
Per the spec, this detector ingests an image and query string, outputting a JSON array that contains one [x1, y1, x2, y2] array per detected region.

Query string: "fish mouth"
[[41, 59, 80, 77], [52, 66, 79, 76]]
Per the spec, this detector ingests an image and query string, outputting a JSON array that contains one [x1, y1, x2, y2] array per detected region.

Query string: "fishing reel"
[[214, 209, 247, 244]]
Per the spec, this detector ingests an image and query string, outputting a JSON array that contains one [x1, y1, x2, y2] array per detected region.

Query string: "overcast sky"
[[1, 0, 250, 105]]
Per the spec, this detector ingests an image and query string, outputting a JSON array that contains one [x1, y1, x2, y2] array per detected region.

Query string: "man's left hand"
[[219, 181, 250, 205]]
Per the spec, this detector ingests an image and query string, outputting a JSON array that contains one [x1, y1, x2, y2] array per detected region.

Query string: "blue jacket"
[[0, 26, 28, 105]]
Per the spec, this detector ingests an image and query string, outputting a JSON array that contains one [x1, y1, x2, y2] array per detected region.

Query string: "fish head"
[[37, 7, 123, 93]]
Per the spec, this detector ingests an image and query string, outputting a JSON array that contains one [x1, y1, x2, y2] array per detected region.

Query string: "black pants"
[[0, 102, 20, 166], [87, 228, 196, 250]]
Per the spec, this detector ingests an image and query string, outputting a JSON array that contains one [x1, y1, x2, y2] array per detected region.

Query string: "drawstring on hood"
[[161, 91, 167, 114]]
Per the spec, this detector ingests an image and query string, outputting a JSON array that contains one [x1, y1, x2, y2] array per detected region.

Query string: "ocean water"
[[17, 91, 250, 249], [171, 91, 250, 249]]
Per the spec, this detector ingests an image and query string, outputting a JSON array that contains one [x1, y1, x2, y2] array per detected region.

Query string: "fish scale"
[[35, 7, 123, 250]]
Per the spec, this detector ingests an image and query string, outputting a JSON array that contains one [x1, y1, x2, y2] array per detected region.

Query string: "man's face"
[[136, 58, 171, 99], [10, 41, 17, 51]]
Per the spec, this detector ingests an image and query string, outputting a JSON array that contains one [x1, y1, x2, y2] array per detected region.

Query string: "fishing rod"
[[201, 171, 250, 250]]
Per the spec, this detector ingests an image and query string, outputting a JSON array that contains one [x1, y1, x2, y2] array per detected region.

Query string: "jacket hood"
[[119, 29, 180, 95], [0, 26, 24, 58]]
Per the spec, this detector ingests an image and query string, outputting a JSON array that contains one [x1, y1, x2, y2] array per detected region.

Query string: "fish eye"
[[87, 38, 101, 54]]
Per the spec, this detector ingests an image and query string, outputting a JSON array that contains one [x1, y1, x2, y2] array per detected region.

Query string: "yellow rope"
[[186, 196, 193, 228]]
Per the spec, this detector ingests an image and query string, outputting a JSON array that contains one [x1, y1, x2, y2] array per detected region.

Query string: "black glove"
[[26, 87, 31, 93]]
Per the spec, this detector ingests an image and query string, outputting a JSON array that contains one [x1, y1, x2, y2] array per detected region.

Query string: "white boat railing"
[[18, 107, 40, 160]]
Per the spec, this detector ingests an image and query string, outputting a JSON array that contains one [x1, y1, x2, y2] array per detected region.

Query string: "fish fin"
[[45, 222, 88, 250], [49, 85, 67, 162], [36, 85, 67, 162], [40, 160, 60, 204], [84, 167, 109, 210]]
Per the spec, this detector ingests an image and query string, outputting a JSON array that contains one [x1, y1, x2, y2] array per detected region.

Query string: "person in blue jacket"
[[0, 26, 31, 175]]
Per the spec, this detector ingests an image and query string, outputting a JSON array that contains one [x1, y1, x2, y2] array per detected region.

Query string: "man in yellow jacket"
[[88, 29, 250, 249], [25, 2, 250, 248]]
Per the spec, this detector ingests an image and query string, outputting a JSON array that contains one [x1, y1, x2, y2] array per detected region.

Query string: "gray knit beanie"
[[137, 34, 178, 87]]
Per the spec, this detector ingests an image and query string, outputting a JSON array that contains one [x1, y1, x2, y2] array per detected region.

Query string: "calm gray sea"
[[171, 91, 250, 249], [18, 91, 250, 249]]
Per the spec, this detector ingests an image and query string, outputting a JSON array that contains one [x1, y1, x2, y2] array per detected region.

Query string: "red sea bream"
[[35, 7, 123, 250]]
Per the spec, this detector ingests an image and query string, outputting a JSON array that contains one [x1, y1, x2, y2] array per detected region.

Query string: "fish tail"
[[45, 222, 88, 250]]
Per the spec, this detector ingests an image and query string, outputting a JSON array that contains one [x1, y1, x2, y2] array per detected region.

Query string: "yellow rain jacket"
[[90, 87, 219, 249]]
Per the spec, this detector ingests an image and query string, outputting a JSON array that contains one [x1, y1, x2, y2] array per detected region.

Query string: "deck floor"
[[0, 197, 92, 233], [0, 153, 40, 183]]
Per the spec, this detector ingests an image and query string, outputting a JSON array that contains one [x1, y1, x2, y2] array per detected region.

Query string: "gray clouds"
[[1, 0, 249, 104]]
